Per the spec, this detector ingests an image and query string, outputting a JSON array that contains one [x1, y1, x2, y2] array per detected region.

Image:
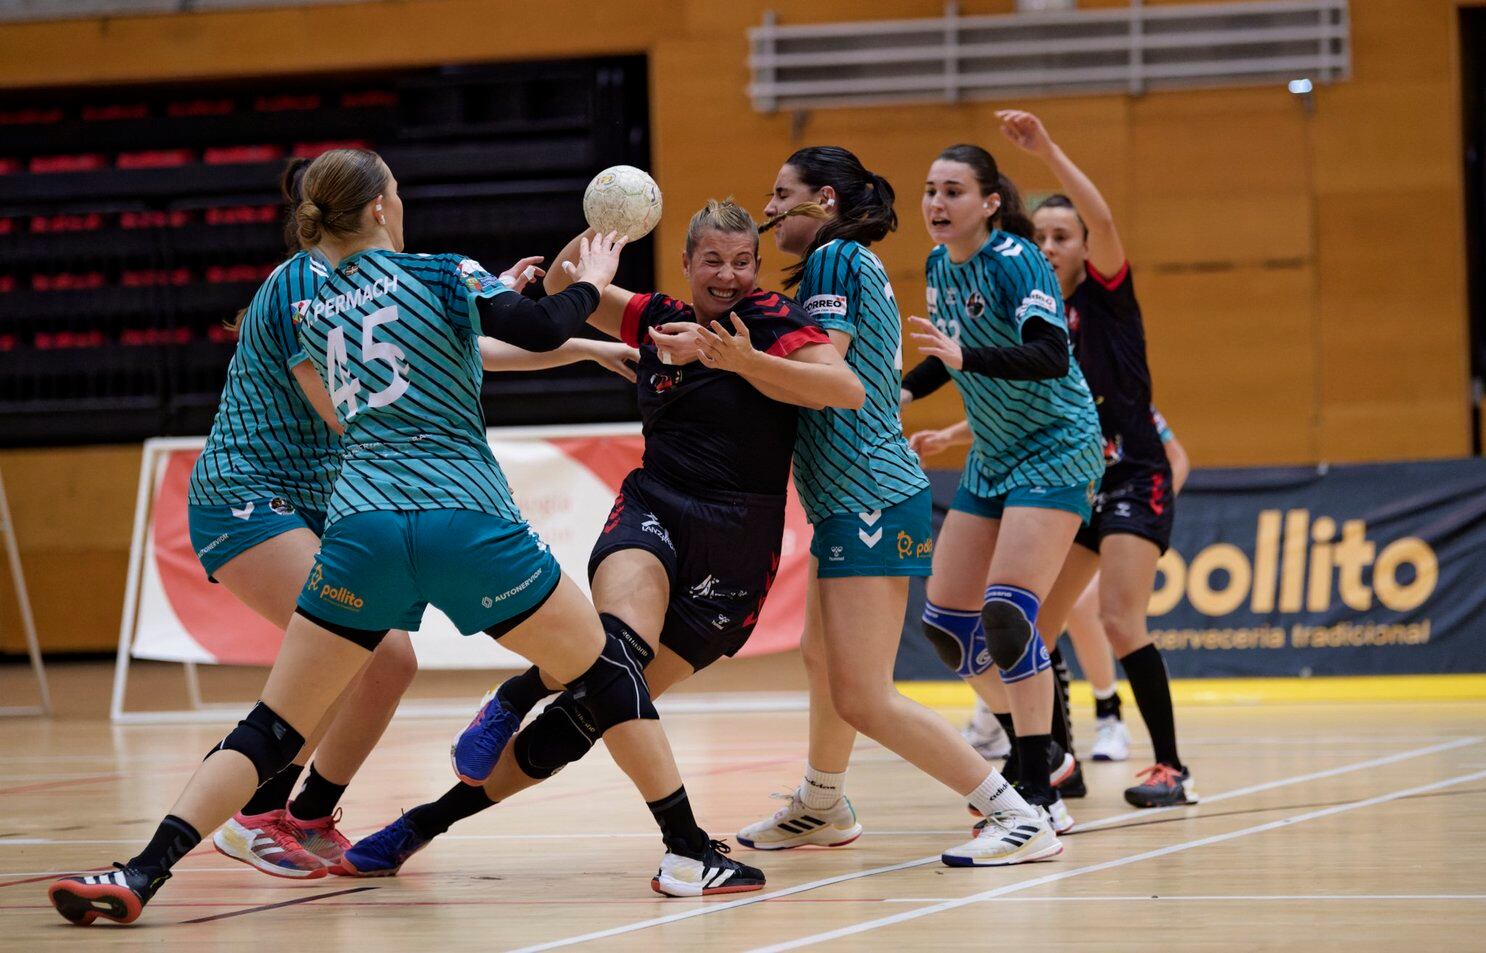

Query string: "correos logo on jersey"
[[804, 294, 847, 317], [1150, 509, 1438, 617], [1014, 290, 1058, 322]]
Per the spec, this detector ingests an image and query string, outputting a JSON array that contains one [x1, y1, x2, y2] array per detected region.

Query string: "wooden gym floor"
[[0, 659, 1482, 950]]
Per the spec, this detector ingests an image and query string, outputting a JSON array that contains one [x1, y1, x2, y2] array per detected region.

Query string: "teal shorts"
[[189, 497, 327, 581], [810, 487, 934, 579], [950, 480, 1096, 523], [296, 509, 561, 636]]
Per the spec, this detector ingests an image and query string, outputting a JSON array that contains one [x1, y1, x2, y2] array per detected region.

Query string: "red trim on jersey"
[[1150, 471, 1167, 516], [1086, 259, 1130, 292], [767, 326, 831, 357], [620, 292, 653, 347]]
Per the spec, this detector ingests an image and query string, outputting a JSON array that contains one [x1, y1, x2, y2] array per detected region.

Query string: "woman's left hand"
[[907, 315, 963, 370], [498, 255, 546, 293], [587, 341, 640, 383], [695, 313, 758, 373]]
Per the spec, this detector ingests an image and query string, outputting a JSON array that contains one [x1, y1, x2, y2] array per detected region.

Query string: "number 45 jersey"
[[296, 248, 523, 527]]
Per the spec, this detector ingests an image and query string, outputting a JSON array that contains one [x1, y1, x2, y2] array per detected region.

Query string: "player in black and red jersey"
[[334, 200, 864, 888], [1002, 108, 1193, 808]]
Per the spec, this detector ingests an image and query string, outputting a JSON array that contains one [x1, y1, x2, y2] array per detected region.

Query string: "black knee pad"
[[569, 620, 659, 735], [512, 694, 598, 779], [980, 597, 1040, 672], [209, 702, 305, 786]]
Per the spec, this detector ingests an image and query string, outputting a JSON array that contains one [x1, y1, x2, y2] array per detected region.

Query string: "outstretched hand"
[[498, 256, 546, 293], [562, 230, 627, 293], [695, 313, 758, 373], [996, 109, 1055, 158], [907, 315, 963, 370]]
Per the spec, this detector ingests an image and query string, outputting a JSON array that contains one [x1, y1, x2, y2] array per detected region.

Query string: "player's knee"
[[368, 631, 419, 692], [210, 702, 305, 786], [512, 695, 598, 779], [982, 585, 1052, 685], [921, 602, 991, 678], [1099, 609, 1147, 655], [567, 619, 659, 736]]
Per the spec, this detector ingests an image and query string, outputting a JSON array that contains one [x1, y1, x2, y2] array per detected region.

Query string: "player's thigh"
[[498, 572, 606, 683], [213, 527, 321, 628], [986, 505, 1081, 598], [590, 547, 672, 647], [643, 645, 696, 699], [816, 574, 910, 691], [926, 509, 1000, 607], [260, 613, 376, 737], [1037, 544, 1101, 642]]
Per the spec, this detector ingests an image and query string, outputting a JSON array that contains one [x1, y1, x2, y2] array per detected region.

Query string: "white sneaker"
[[736, 790, 863, 850], [963, 699, 1012, 759], [941, 808, 1063, 867], [969, 792, 1074, 834], [1091, 716, 1132, 762]]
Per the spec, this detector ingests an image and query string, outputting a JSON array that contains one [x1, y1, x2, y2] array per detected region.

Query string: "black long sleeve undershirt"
[[902, 317, 1070, 396], [474, 281, 599, 352]]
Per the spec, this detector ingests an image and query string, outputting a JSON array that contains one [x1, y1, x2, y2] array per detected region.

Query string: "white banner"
[[124, 425, 809, 671]]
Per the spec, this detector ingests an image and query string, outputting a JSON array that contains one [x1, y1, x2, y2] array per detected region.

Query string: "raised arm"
[[997, 109, 1125, 278], [544, 227, 635, 340], [695, 320, 864, 411], [476, 232, 625, 352]]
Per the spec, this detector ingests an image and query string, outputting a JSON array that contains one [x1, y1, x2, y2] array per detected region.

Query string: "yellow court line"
[[897, 674, 1486, 707]]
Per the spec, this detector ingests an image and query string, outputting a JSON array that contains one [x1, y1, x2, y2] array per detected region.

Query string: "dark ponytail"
[[767, 146, 898, 290], [936, 144, 1033, 240]]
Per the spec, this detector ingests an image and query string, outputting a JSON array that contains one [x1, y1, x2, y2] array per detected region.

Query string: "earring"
[[982, 202, 990, 210], [824, 197, 835, 207], [375, 203, 386, 226]]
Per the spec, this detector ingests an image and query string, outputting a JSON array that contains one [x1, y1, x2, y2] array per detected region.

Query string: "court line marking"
[[178, 885, 378, 924], [747, 767, 1486, 952], [504, 735, 1480, 952], [876, 894, 1486, 902]]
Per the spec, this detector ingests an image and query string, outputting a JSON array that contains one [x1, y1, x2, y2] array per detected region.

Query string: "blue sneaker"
[[451, 687, 522, 784], [330, 815, 429, 878]]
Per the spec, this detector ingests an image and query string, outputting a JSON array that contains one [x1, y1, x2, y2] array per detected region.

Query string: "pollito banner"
[[892, 460, 1486, 680], [1148, 458, 1485, 676]]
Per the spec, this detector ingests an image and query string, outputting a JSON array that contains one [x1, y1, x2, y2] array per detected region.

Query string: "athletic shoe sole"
[[212, 826, 327, 880], [329, 859, 401, 878], [1124, 789, 1199, 808], [941, 838, 1064, 868], [736, 826, 862, 851], [48, 881, 143, 925], [650, 876, 765, 897]]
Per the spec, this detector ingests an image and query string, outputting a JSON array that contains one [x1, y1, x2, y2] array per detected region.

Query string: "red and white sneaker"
[[288, 806, 354, 866], [213, 809, 327, 879]]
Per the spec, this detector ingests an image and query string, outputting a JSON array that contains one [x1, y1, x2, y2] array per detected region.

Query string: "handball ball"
[[583, 165, 662, 241]]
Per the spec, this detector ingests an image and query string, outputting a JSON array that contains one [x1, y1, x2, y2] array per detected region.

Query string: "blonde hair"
[[759, 201, 831, 235], [684, 198, 759, 257], [295, 148, 389, 248]]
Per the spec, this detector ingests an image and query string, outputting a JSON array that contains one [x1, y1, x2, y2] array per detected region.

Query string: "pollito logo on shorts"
[[269, 497, 295, 516], [318, 583, 365, 611], [305, 563, 324, 592], [895, 530, 933, 559]]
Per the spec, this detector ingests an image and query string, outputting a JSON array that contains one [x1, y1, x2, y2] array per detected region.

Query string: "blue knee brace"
[[922, 602, 992, 678], [982, 584, 1051, 685]]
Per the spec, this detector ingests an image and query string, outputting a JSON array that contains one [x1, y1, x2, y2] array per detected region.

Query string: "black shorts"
[[1074, 466, 1176, 554], [587, 468, 786, 671]]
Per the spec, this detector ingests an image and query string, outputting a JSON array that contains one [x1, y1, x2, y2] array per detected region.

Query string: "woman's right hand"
[[562, 230, 627, 294], [648, 322, 705, 365], [908, 428, 953, 460], [996, 109, 1055, 159]]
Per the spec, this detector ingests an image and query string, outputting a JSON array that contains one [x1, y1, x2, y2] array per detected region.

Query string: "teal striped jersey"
[[924, 232, 1103, 496], [295, 248, 522, 526], [792, 239, 929, 522], [188, 250, 342, 510]]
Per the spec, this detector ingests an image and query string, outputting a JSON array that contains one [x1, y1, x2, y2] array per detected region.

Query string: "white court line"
[[747, 767, 1486, 952], [879, 894, 1486, 903], [503, 736, 1480, 952]]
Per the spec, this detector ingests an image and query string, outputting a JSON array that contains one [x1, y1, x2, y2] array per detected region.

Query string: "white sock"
[[966, 770, 1032, 818], [800, 765, 848, 810], [1093, 684, 1117, 701]]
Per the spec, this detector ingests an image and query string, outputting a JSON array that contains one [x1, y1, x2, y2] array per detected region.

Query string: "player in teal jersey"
[[897, 143, 1103, 859], [183, 160, 641, 885], [49, 150, 752, 926], [738, 147, 1054, 868]]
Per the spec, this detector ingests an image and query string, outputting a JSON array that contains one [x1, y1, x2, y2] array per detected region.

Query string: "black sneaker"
[[1124, 764, 1199, 808], [651, 839, 766, 897], [1057, 760, 1087, 799], [49, 862, 167, 925]]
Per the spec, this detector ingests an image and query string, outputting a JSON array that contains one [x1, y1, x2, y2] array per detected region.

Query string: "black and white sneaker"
[[48, 863, 167, 925], [651, 839, 766, 897]]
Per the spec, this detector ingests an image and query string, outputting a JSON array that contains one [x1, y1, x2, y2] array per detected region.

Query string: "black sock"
[[1015, 734, 1054, 803], [647, 786, 708, 855], [993, 710, 1016, 741], [497, 666, 556, 719], [288, 764, 348, 821], [1095, 691, 1123, 721], [241, 763, 302, 816], [128, 815, 200, 875], [1049, 646, 1074, 757], [995, 710, 1020, 780], [1120, 644, 1182, 770], [405, 783, 498, 839]]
